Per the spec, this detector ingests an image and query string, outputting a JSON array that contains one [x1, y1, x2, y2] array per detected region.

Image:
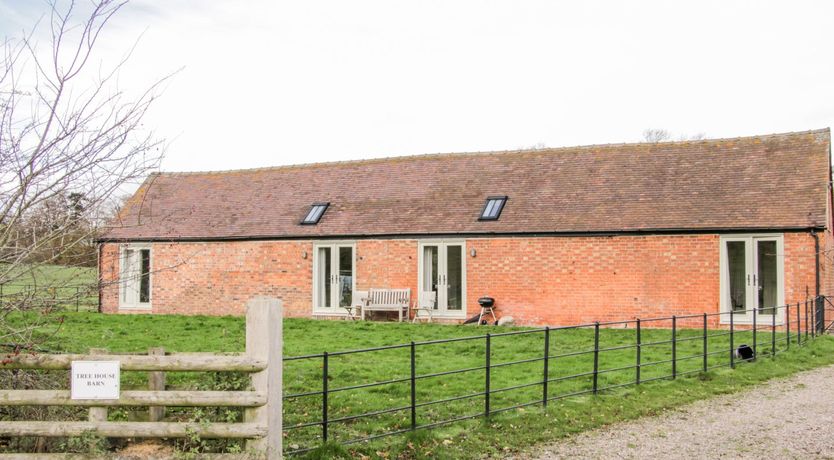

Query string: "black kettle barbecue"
[[464, 296, 498, 325]]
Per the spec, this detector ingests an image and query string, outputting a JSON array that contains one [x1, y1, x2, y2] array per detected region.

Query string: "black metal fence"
[[0, 283, 98, 312], [822, 296, 833, 332], [282, 296, 828, 455]]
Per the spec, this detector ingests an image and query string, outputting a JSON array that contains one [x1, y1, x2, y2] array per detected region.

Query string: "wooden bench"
[[361, 288, 411, 322]]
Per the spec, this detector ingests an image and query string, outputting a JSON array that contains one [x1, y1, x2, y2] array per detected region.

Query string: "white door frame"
[[719, 234, 784, 324], [417, 240, 466, 319], [312, 242, 356, 315], [119, 243, 152, 311]]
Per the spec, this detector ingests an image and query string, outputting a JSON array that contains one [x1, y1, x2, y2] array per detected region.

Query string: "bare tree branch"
[[0, 0, 170, 348]]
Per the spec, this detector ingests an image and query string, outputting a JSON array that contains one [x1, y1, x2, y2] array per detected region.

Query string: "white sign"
[[71, 361, 120, 400]]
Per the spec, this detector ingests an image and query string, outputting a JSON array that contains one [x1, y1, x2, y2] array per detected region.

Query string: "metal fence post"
[[702, 313, 708, 372], [485, 333, 491, 417], [810, 298, 816, 338], [410, 341, 416, 431], [796, 302, 801, 346], [818, 296, 825, 335], [671, 316, 677, 379], [636, 319, 642, 385], [322, 352, 329, 442], [751, 307, 759, 361], [542, 327, 550, 407], [805, 300, 809, 341], [771, 306, 776, 357], [592, 322, 600, 394], [786, 303, 790, 350], [816, 296, 824, 335], [729, 311, 735, 369]]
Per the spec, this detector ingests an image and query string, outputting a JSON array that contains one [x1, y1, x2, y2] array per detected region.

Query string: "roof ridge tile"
[[155, 128, 830, 176]]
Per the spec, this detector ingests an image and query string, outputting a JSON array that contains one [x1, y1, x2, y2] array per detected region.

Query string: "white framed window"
[[719, 234, 784, 324], [312, 242, 356, 314], [418, 240, 466, 319], [119, 244, 152, 310]]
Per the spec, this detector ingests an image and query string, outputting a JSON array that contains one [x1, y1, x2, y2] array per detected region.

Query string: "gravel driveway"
[[515, 364, 834, 460]]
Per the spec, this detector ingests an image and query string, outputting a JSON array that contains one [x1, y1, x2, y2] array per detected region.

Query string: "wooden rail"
[[0, 421, 265, 438], [0, 390, 267, 406], [0, 297, 283, 458], [0, 455, 246, 459], [0, 353, 266, 371]]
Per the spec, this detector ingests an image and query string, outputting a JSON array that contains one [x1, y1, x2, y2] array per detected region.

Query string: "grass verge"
[[4, 312, 833, 458]]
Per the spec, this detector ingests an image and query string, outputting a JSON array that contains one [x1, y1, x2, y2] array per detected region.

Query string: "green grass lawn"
[[1, 263, 96, 287], [0, 264, 98, 311], [7, 311, 834, 458]]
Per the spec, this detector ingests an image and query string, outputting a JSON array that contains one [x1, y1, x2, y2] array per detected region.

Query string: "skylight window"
[[479, 196, 507, 221], [301, 203, 329, 225]]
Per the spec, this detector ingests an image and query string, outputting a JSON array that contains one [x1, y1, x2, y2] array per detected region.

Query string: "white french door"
[[313, 243, 355, 313], [720, 235, 784, 323], [419, 241, 465, 317], [120, 245, 151, 309]]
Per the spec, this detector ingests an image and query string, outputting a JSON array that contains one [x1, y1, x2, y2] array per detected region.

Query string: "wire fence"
[[281, 296, 828, 455], [0, 283, 99, 312]]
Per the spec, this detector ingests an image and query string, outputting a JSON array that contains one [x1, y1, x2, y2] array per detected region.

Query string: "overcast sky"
[[2, 0, 832, 173]]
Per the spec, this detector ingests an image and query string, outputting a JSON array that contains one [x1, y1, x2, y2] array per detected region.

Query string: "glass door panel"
[[338, 246, 353, 308], [423, 245, 439, 310], [726, 241, 747, 315], [446, 245, 463, 311], [122, 249, 138, 305], [139, 249, 151, 303], [316, 247, 332, 308], [756, 239, 778, 316]]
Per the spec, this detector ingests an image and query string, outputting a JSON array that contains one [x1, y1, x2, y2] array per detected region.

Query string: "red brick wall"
[[466, 235, 719, 325], [101, 241, 313, 316], [783, 232, 818, 302], [355, 240, 418, 294], [100, 232, 822, 326]]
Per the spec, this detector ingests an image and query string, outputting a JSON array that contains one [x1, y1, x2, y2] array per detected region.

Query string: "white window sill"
[[719, 317, 784, 326], [119, 304, 151, 311], [312, 309, 349, 316]]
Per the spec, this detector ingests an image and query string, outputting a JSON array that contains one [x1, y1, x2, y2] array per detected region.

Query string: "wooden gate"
[[0, 297, 283, 458]]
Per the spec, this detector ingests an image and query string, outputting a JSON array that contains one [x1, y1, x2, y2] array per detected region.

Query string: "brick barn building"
[[98, 129, 833, 326]]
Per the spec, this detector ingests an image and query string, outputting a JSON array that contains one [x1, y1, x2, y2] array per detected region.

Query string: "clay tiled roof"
[[102, 129, 831, 241]]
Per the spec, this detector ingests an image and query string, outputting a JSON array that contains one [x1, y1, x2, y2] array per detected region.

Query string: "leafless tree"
[[680, 132, 706, 141], [519, 142, 548, 150], [0, 0, 168, 348], [642, 128, 672, 143], [643, 129, 707, 143]]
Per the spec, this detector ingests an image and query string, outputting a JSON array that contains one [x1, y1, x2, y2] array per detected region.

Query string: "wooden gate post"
[[148, 347, 166, 422], [244, 297, 283, 458], [88, 348, 108, 451], [88, 348, 109, 423]]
